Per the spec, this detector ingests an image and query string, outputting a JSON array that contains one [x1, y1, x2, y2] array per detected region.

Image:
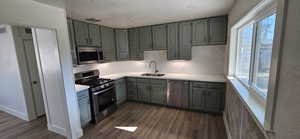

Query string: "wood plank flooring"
[[0, 110, 65, 139], [81, 102, 227, 139]]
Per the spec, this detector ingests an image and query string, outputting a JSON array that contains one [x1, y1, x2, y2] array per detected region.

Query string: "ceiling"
[[36, 0, 235, 28]]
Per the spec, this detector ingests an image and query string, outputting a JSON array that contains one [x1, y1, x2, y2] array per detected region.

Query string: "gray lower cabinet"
[[179, 22, 192, 60], [189, 81, 225, 113], [101, 26, 116, 62], [139, 26, 152, 51], [208, 16, 227, 45], [167, 23, 180, 60], [152, 24, 167, 50], [128, 28, 143, 60], [150, 79, 167, 105], [126, 78, 138, 101], [115, 78, 127, 104], [67, 19, 77, 66], [115, 29, 129, 61], [136, 78, 151, 103], [77, 89, 91, 127]]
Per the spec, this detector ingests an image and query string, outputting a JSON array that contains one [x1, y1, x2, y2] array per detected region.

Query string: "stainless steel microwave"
[[77, 47, 103, 64]]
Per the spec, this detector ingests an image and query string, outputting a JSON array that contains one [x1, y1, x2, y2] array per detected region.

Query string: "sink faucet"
[[149, 60, 158, 73]]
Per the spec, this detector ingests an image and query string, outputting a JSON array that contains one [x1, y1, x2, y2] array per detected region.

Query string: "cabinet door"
[[139, 26, 152, 51], [150, 80, 167, 105], [137, 83, 150, 103], [115, 29, 129, 60], [115, 79, 127, 104], [208, 16, 227, 45], [127, 79, 138, 101], [179, 22, 192, 60], [192, 19, 208, 46], [67, 19, 77, 66], [101, 26, 116, 61], [73, 20, 89, 46], [128, 28, 143, 60], [205, 88, 221, 112], [189, 87, 206, 110], [78, 97, 91, 127], [152, 24, 167, 50], [88, 24, 101, 46], [167, 23, 179, 60]]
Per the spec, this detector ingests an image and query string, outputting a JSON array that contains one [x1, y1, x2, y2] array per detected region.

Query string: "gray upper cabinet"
[[115, 78, 127, 104], [67, 19, 77, 66], [167, 23, 179, 60], [88, 24, 101, 47], [73, 20, 89, 46], [192, 19, 208, 46], [115, 29, 129, 61], [150, 79, 167, 105], [139, 26, 152, 51], [152, 24, 167, 50], [128, 28, 143, 60], [179, 22, 192, 60], [208, 16, 227, 45], [101, 26, 116, 62]]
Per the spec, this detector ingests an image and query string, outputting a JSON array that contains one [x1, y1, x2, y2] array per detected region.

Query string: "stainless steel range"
[[75, 70, 117, 124]]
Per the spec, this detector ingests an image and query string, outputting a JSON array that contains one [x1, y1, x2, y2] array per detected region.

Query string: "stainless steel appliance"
[[75, 70, 117, 123], [167, 80, 189, 108], [77, 47, 103, 64]]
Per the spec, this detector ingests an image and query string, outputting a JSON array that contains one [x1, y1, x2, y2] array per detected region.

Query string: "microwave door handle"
[[93, 86, 114, 95]]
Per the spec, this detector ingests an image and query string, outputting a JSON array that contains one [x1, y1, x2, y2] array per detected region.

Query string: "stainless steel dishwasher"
[[167, 80, 189, 109]]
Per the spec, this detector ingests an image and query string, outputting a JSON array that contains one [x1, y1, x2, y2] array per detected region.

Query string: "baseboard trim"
[[0, 105, 28, 121], [48, 124, 67, 137], [223, 113, 232, 139]]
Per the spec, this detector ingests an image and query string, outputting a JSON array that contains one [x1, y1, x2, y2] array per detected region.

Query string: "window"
[[234, 13, 276, 98]]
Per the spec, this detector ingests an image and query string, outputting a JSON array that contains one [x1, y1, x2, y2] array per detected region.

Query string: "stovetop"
[[76, 78, 112, 87]]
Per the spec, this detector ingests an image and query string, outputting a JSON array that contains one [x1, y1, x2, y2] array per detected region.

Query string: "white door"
[[23, 39, 45, 117]]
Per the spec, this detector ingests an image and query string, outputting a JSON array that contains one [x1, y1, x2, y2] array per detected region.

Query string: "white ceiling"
[[37, 0, 235, 28]]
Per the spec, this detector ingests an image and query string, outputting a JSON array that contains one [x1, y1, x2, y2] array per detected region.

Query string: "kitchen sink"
[[141, 73, 165, 77]]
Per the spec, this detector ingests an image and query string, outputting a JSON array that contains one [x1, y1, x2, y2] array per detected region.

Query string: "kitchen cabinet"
[[128, 28, 143, 60], [73, 20, 89, 46], [167, 23, 180, 60], [152, 24, 167, 50], [192, 19, 208, 46], [126, 78, 138, 101], [167, 80, 189, 108], [139, 26, 152, 51], [73, 20, 101, 47], [189, 81, 225, 113], [67, 19, 77, 66], [115, 78, 127, 104], [88, 24, 101, 47], [101, 26, 116, 62], [77, 89, 91, 127], [208, 16, 227, 45], [150, 79, 167, 105], [115, 29, 129, 61], [136, 78, 150, 103], [179, 22, 192, 60]]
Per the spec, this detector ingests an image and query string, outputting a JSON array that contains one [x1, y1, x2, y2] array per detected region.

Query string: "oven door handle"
[[93, 86, 114, 95]]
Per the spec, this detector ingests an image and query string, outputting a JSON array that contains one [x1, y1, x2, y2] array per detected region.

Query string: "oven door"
[[92, 86, 116, 115], [77, 47, 100, 64]]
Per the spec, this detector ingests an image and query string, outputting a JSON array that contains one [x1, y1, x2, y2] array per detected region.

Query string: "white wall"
[[74, 46, 226, 75], [0, 25, 29, 120], [0, 0, 81, 138]]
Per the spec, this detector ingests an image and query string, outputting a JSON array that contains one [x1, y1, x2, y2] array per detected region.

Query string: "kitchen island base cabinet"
[[77, 89, 91, 127]]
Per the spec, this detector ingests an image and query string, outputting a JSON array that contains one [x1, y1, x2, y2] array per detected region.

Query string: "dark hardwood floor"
[[81, 102, 227, 139], [0, 110, 65, 139]]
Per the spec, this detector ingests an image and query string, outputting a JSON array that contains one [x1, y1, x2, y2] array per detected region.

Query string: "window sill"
[[227, 76, 266, 127]]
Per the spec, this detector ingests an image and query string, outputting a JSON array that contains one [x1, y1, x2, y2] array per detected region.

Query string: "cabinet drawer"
[[192, 82, 207, 88], [136, 78, 149, 83], [77, 90, 89, 100], [150, 79, 166, 85], [207, 83, 225, 89]]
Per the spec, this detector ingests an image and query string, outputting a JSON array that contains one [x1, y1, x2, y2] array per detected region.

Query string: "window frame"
[[233, 10, 277, 101]]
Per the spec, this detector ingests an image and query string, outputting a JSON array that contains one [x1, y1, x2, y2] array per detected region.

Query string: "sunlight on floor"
[[115, 126, 138, 132]]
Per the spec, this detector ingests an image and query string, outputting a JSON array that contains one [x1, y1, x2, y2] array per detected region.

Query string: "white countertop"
[[75, 84, 89, 92], [100, 72, 226, 82]]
